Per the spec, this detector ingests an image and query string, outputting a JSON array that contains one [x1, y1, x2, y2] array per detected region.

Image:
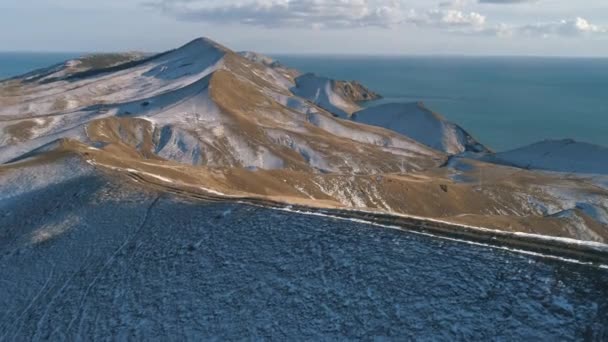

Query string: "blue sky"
[[1, 0, 607, 56]]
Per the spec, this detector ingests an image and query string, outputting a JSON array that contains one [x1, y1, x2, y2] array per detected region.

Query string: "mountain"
[[238, 50, 300, 82], [2, 156, 606, 339], [1, 37, 608, 244], [485, 139, 608, 175], [291, 73, 381, 117], [352, 102, 489, 154]]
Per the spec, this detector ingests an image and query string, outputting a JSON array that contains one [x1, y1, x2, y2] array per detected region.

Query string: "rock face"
[[1, 37, 608, 243], [290, 73, 381, 117], [291, 73, 361, 117], [333, 79, 382, 103]]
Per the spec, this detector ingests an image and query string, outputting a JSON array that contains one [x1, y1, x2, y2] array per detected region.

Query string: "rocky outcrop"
[[333, 80, 382, 103]]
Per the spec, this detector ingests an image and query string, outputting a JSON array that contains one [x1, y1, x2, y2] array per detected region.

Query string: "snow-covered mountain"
[[352, 102, 489, 154], [291, 73, 381, 118], [1, 37, 607, 244], [485, 139, 608, 175]]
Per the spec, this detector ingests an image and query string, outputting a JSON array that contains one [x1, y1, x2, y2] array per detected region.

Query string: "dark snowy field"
[[1, 160, 607, 341]]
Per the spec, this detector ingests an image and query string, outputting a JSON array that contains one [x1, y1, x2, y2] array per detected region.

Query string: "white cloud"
[[146, 0, 607, 40], [148, 0, 489, 31], [487, 17, 608, 38], [408, 9, 486, 30], [146, 0, 407, 28], [478, 0, 537, 4], [517, 17, 607, 36]]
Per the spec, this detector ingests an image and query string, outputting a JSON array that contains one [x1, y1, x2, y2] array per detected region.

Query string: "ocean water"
[[275, 55, 608, 152], [0, 52, 79, 80], [1, 53, 606, 152]]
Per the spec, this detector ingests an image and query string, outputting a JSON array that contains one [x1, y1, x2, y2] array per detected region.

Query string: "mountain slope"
[[1, 37, 607, 243], [352, 102, 489, 154], [2, 155, 606, 340], [238, 51, 300, 82], [290, 73, 381, 117], [486, 139, 608, 175]]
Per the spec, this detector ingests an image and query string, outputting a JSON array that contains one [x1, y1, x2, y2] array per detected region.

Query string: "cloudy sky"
[[1, 0, 607, 56]]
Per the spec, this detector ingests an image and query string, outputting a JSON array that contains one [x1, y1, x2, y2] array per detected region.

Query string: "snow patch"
[[489, 139, 608, 175], [353, 102, 487, 154], [291, 74, 355, 118]]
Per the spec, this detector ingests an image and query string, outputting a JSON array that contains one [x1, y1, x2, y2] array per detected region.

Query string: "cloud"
[[409, 9, 486, 30], [146, 0, 607, 40], [147, 0, 489, 31], [478, 0, 537, 4], [495, 17, 608, 37], [145, 0, 407, 28], [439, 0, 472, 8]]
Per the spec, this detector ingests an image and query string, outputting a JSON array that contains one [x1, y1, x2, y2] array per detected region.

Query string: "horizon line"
[[0, 49, 607, 60]]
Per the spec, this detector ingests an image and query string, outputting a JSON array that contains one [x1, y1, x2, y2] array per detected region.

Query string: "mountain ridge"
[[1, 36, 607, 243]]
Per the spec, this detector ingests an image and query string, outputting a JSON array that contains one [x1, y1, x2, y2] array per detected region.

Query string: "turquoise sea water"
[[1, 53, 606, 152], [275, 55, 608, 152]]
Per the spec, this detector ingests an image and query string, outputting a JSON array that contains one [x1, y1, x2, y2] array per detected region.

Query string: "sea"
[[1, 52, 607, 152], [276, 55, 608, 152]]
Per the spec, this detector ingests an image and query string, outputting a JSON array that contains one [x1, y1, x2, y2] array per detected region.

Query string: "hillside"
[[1, 37, 607, 244], [486, 139, 608, 175], [352, 102, 489, 154]]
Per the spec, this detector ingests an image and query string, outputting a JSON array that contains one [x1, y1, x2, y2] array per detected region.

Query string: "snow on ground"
[[575, 203, 608, 225], [266, 129, 336, 172], [542, 185, 608, 220], [311, 177, 367, 208], [262, 87, 437, 163], [0, 126, 88, 164], [549, 209, 606, 242], [291, 74, 356, 118], [248, 63, 294, 90], [269, 92, 319, 116], [0, 156, 94, 203], [142, 38, 225, 82], [0, 38, 225, 121], [223, 132, 285, 170], [489, 139, 608, 175], [154, 126, 205, 166], [444, 156, 477, 183], [238, 51, 276, 66], [112, 74, 221, 125], [1, 175, 606, 340], [306, 112, 387, 145], [0, 38, 229, 168], [238, 50, 299, 86], [352, 102, 487, 154]]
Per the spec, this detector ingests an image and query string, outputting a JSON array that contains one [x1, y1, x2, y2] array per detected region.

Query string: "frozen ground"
[[1, 171, 607, 340], [291, 73, 357, 117], [490, 139, 608, 175], [353, 102, 488, 154]]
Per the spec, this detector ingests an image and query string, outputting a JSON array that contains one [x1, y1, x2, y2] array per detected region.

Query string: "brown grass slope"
[[1, 37, 607, 244]]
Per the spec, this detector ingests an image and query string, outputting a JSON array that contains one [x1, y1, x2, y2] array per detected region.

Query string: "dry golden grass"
[[2, 43, 606, 244]]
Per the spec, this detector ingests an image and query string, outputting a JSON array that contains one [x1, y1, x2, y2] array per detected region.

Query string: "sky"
[[1, 0, 607, 56]]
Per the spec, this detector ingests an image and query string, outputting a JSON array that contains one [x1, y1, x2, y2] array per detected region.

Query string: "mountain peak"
[[178, 37, 232, 54], [238, 51, 277, 67], [2, 37, 607, 246]]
